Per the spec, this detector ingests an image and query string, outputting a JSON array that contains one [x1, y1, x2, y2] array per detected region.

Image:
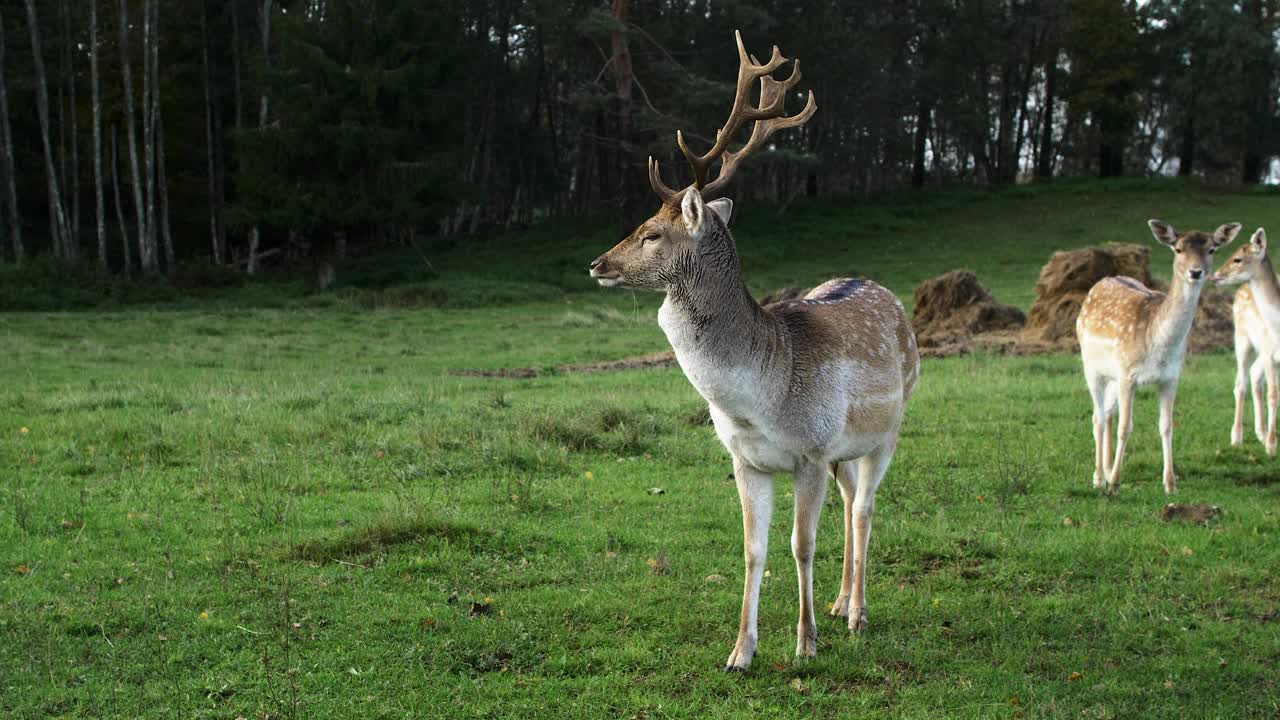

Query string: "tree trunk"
[[1178, 114, 1195, 177], [90, 0, 106, 271], [63, 0, 80, 260], [0, 10, 21, 265], [1036, 48, 1057, 180], [609, 0, 636, 231], [111, 126, 132, 276], [201, 0, 224, 265], [118, 0, 148, 272], [912, 99, 931, 190], [151, 0, 174, 273], [157, 107, 174, 273], [24, 0, 71, 259], [231, 0, 244, 132], [248, 0, 273, 276], [141, 0, 157, 273]]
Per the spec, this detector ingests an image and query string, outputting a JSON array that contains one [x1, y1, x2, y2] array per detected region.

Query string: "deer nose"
[[590, 257, 602, 271], [1190, 268, 1204, 280]]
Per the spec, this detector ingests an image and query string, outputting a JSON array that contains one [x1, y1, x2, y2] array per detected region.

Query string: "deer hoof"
[[848, 608, 868, 633], [829, 594, 850, 618]]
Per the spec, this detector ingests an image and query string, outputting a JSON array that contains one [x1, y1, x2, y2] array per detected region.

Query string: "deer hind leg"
[[1087, 375, 1110, 488], [843, 443, 893, 633], [830, 460, 858, 619], [1266, 360, 1279, 456], [725, 456, 774, 672], [1233, 337, 1252, 446], [1106, 381, 1136, 494], [1158, 381, 1178, 495], [791, 461, 827, 659], [1251, 356, 1267, 444]]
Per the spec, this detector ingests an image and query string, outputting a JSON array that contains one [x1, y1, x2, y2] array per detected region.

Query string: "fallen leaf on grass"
[[14, 564, 30, 576], [1182, 546, 1194, 557], [1068, 671, 1082, 681], [704, 574, 726, 583], [469, 600, 493, 617], [645, 487, 664, 495], [1063, 517, 1075, 527], [789, 678, 806, 694]]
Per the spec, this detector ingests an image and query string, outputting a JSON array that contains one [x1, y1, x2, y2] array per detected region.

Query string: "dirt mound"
[[1159, 503, 1221, 525], [911, 271, 1025, 352], [1021, 244, 1153, 348]]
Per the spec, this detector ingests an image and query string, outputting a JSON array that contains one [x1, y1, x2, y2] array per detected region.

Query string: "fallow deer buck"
[[1210, 228, 1277, 454], [588, 31, 918, 672], [1077, 220, 1241, 495]]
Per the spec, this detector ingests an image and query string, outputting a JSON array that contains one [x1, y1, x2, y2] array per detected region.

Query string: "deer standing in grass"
[[1077, 220, 1241, 494], [588, 31, 918, 671], [1211, 228, 1278, 454]]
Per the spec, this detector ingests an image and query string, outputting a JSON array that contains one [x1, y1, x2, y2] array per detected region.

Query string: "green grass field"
[[3, 180, 1279, 718]]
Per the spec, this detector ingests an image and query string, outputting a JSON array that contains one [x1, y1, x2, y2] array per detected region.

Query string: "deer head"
[[589, 30, 816, 291], [1213, 227, 1268, 286], [1148, 219, 1241, 284]]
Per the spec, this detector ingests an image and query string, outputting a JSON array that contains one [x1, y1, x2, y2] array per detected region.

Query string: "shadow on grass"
[[288, 516, 485, 563]]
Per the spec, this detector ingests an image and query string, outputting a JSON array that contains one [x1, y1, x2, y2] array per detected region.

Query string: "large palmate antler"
[[649, 30, 817, 203]]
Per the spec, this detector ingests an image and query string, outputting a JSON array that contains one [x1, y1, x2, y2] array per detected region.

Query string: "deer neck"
[[1148, 272, 1203, 352], [1248, 256, 1280, 315], [657, 229, 783, 403]]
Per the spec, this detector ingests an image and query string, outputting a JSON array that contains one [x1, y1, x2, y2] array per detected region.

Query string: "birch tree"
[[141, 0, 157, 272], [150, 0, 174, 273], [91, 0, 106, 270], [247, 0, 273, 276], [62, 0, 80, 259], [202, 0, 225, 264], [24, 0, 71, 259], [110, 127, 132, 275], [117, 0, 149, 272]]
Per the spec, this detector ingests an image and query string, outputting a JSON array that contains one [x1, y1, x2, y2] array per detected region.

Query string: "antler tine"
[[648, 30, 816, 204], [701, 86, 817, 199], [675, 30, 792, 190], [648, 156, 680, 204]]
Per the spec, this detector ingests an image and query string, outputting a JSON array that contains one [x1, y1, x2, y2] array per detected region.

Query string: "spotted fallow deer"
[[1077, 220, 1241, 495], [1210, 228, 1278, 454], [588, 31, 918, 672]]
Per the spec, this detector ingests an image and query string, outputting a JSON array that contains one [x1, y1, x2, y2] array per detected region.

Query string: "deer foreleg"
[[725, 457, 773, 672]]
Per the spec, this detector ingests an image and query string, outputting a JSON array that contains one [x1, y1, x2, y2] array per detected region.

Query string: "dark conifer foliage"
[[0, 0, 1276, 276]]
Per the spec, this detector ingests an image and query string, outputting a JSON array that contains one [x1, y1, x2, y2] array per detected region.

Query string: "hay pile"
[[1021, 244, 1152, 349], [1189, 288, 1235, 354], [911, 271, 1025, 355]]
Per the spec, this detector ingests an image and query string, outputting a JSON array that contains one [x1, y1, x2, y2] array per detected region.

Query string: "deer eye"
[[642, 233, 660, 244], [1174, 248, 1183, 254], [1235, 257, 1244, 263]]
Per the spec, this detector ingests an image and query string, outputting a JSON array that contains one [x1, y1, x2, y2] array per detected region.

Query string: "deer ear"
[[1252, 227, 1267, 255], [1215, 222, 1243, 248], [1148, 219, 1177, 248], [681, 188, 705, 236], [705, 198, 733, 226]]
